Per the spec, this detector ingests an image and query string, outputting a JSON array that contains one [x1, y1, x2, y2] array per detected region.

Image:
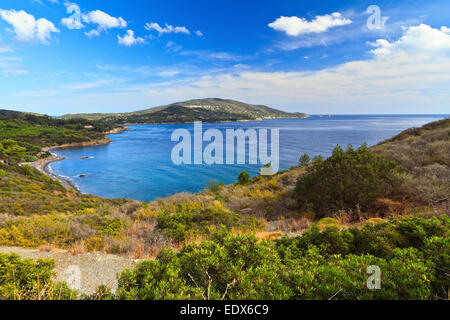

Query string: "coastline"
[[122, 115, 310, 126], [25, 126, 129, 191], [25, 155, 77, 190]]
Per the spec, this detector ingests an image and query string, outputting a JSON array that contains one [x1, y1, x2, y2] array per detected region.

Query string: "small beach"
[[25, 155, 77, 190]]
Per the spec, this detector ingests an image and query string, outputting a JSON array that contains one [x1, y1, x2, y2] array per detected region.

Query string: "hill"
[[0, 116, 448, 300], [59, 98, 309, 123], [0, 110, 119, 162]]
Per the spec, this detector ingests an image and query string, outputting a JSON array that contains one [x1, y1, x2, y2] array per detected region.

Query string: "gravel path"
[[0, 247, 141, 295]]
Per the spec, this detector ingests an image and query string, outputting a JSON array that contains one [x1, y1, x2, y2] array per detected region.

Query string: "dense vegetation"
[[115, 215, 449, 300], [0, 110, 117, 161], [2, 215, 448, 300], [295, 144, 402, 218], [60, 98, 309, 124], [0, 253, 75, 300]]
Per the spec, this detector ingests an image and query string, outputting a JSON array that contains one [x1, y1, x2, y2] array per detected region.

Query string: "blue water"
[[49, 115, 448, 202]]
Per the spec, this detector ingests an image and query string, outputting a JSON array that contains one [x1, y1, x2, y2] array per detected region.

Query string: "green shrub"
[[238, 171, 250, 184], [295, 144, 402, 218], [423, 236, 450, 298], [0, 253, 76, 300], [116, 226, 440, 300], [156, 202, 264, 242], [117, 231, 291, 300], [299, 153, 310, 167]]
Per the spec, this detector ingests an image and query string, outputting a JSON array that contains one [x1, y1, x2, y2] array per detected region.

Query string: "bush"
[[0, 253, 76, 300], [423, 236, 450, 298], [117, 231, 291, 300], [84, 237, 105, 252], [156, 202, 264, 242], [295, 144, 401, 218], [116, 224, 442, 300], [206, 180, 221, 193], [238, 171, 250, 184], [299, 153, 310, 167]]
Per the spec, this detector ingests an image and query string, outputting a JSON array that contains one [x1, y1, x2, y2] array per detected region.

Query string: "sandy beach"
[[25, 155, 77, 190], [23, 127, 129, 191]]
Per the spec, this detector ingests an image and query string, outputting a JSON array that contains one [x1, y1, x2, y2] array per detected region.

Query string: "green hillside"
[[0, 110, 117, 161], [60, 98, 309, 124]]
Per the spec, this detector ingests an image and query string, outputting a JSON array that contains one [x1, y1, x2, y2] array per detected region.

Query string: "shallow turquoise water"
[[49, 115, 447, 201]]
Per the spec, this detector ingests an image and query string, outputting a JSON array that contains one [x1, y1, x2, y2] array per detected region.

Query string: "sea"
[[48, 115, 448, 202]]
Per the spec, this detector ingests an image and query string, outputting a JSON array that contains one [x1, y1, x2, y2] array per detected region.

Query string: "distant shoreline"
[[25, 127, 129, 191], [121, 116, 311, 126]]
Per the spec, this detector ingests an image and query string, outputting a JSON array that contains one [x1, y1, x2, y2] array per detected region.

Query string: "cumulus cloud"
[[82, 10, 127, 30], [81, 9, 126, 38], [118, 29, 145, 46], [0, 9, 59, 44], [144, 22, 190, 35], [369, 24, 450, 55], [268, 12, 351, 36], [60, 2, 84, 30], [139, 24, 450, 113]]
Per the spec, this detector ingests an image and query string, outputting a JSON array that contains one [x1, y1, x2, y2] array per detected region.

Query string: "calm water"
[[49, 115, 447, 201]]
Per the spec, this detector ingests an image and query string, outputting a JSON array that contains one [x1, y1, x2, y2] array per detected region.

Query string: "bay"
[[49, 115, 447, 201]]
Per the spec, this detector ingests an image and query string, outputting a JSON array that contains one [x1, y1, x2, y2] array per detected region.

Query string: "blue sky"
[[0, 0, 449, 115]]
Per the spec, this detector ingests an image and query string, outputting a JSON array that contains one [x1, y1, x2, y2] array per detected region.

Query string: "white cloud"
[[157, 69, 180, 77], [0, 55, 29, 75], [79, 9, 127, 39], [195, 30, 203, 37], [166, 41, 183, 52], [0, 9, 59, 44], [268, 12, 351, 36], [180, 50, 242, 61], [61, 2, 84, 30], [0, 45, 12, 53], [118, 30, 145, 46], [84, 29, 100, 38], [138, 24, 450, 113], [82, 10, 127, 31], [32, 0, 59, 5], [144, 22, 190, 35], [369, 24, 450, 55]]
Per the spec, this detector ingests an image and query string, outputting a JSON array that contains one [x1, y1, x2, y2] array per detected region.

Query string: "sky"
[[0, 0, 449, 115]]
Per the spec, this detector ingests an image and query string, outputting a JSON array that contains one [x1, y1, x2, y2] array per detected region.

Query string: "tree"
[[0, 139, 26, 164], [299, 153, 310, 167], [294, 144, 401, 218], [238, 171, 250, 184]]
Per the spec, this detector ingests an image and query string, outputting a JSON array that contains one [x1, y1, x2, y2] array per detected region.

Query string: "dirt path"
[[0, 247, 141, 295]]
